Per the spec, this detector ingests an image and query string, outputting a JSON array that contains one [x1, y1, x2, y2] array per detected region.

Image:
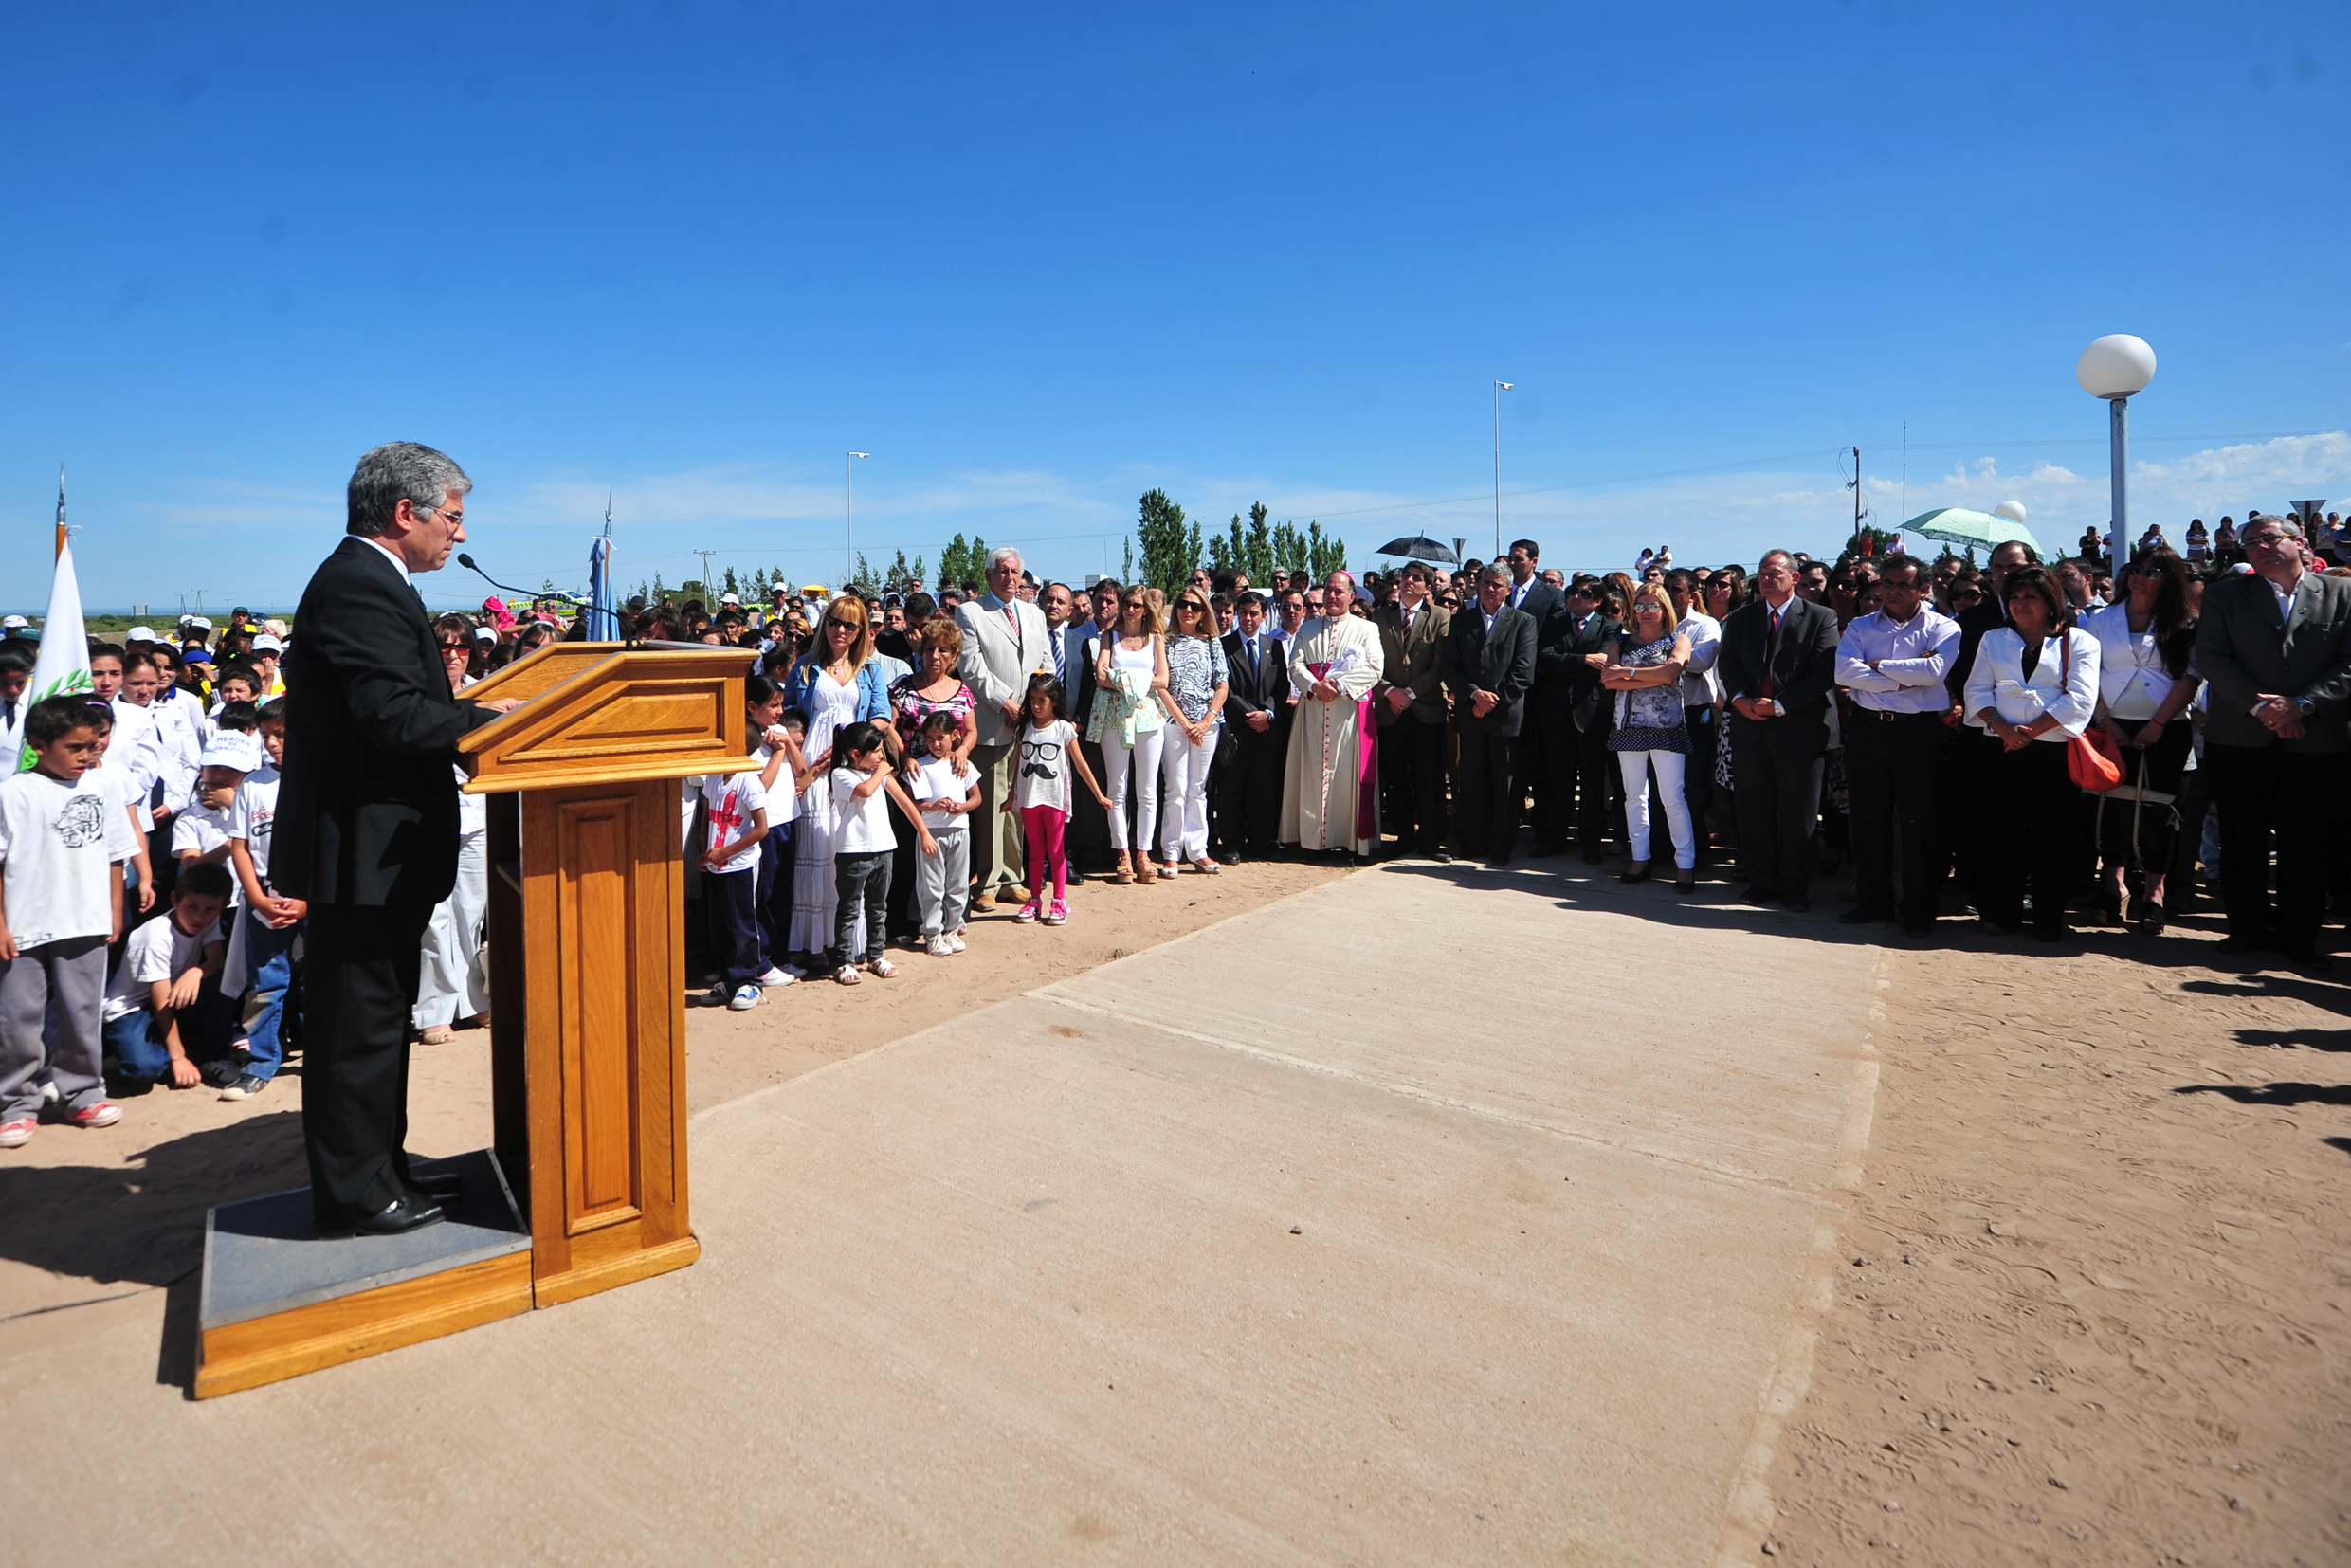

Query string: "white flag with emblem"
[[12, 530, 92, 771]]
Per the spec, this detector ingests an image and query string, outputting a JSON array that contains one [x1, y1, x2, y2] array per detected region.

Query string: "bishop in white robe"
[[1278, 586, 1385, 856]]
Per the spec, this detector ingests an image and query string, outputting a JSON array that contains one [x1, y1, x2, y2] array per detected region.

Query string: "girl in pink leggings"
[[1004, 674, 1109, 926]]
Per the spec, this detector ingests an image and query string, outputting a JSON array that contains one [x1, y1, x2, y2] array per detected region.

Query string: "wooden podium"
[[193, 643, 757, 1396]]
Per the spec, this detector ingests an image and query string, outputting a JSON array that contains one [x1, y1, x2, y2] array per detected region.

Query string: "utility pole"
[[692, 549, 717, 598], [847, 451, 871, 586], [1491, 382, 1513, 558], [1853, 447, 1863, 540]]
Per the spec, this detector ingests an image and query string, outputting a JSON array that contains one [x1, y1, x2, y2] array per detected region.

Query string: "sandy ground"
[[1763, 910, 2351, 1565], [0, 856, 1347, 1327]]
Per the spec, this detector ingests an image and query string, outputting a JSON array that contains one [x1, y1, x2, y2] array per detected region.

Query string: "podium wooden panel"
[[465, 643, 758, 1304], [193, 643, 756, 1395]]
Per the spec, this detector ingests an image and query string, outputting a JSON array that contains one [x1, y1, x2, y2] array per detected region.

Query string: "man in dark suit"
[[1529, 578, 1618, 861], [1716, 549, 1841, 911], [1443, 565, 1539, 866], [1374, 562, 1452, 858], [1217, 593, 1288, 860], [1497, 540, 1567, 847], [2196, 514, 2351, 966], [276, 443, 517, 1236], [1067, 578, 1119, 870]]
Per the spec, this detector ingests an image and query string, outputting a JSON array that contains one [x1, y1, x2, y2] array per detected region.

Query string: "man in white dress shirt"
[[955, 547, 1052, 904], [1664, 569, 1722, 848], [1834, 554, 1959, 933]]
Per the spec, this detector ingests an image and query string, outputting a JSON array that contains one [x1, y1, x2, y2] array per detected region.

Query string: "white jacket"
[[1962, 627, 2101, 739]]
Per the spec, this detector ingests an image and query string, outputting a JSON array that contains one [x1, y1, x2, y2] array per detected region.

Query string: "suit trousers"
[[968, 743, 1027, 896], [1844, 710, 1945, 923], [1677, 705, 1717, 848], [302, 902, 434, 1225], [1069, 740, 1115, 869], [2207, 740, 2345, 947], [1456, 729, 1521, 861], [1215, 720, 1285, 851], [1378, 714, 1448, 853], [1729, 716, 1826, 898], [1976, 738, 2080, 936], [1528, 715, 1613, 848]]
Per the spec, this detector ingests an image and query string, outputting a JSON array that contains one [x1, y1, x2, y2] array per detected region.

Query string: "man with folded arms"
[[1833, 554, 1958, 935]]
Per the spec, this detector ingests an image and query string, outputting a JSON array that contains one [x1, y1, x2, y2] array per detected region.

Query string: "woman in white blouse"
[[2084, 547, 2200, 932], [1962, 566, 2102, 940]]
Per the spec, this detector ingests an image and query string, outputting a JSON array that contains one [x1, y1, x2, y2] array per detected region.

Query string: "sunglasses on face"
[[438, 641, 470, 653]]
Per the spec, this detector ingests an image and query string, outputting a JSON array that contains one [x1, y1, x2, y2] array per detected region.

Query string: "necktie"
[[1761, 608, 1782, 700]]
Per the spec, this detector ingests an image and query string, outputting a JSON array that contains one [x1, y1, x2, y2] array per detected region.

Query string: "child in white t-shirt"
[[699, 757, 771, 1012], [750, 688, 815, 989], [1005, 674, 1108, 927], [826, 721, 931, 984], [101, 861, 230, 1091], [222, 700, 298, 1100], [0, 698, 140, 1146], [905, 710, 980, 956], [173, 732, 258, 880]]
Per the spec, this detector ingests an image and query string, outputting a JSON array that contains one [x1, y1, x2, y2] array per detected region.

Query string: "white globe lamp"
[[2078, 335, 2156, 572], [1994, 500, 2028, 525]]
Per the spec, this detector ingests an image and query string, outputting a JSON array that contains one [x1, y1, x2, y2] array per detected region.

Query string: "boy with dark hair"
[[223, 698, 296, 1100], [103, 861, 233, 1091], [0, 697, 139, 1146]]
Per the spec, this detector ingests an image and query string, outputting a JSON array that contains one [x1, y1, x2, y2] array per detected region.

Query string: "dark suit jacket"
[[1717, 595, 1842, 747], [1535, 609, 1619, 729], [2196, 570, 2351, 753], [1220, 629, 1288, 728], [275, 537, 499, 907], [1442, 604, 1539, 737], [1374, 601, 1451, 726]]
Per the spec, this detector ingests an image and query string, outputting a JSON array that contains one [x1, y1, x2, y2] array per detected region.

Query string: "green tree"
[[882, 549, 923, 595], [1121, 537, 1134, 582], [936, 533, 990, 592], [720, 565, 741, 599], [1244, 501, 1275, 580], [1134, 488, 1200, 595], [848, 553, 882, 596]]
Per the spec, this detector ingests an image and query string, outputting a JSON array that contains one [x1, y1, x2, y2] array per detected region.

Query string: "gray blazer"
[[954, 593, 1052, 747], [2196, 569, 2351, 753]]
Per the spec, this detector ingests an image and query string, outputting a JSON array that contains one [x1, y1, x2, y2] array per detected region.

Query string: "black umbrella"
[[1375, 534, 1459, 563]]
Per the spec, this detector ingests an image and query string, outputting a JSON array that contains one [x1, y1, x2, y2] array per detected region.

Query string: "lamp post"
[[1492, 380, 1513, 558], [846, 451, 871, 585], [2075, 335, 2156, 572]]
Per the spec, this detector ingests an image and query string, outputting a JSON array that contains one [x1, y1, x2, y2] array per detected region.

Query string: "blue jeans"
[[241, 906, 300, 1080], [105, 1010, 175, 1083]]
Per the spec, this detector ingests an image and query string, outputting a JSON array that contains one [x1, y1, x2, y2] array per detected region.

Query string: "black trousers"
[[1215, 719, 1285, 850], [1527, 712, 1611, 848], [1378, 713, 1448, 853], [302, 902, 434, 1225], [707, 866, 761, 989], [1977, 738, 2080, 936], [1070, 739, 1114, 869], [1844, 710, 1945, 923], [1728, 716, 1826, 898], [1456, 728, 1521, 861], [2207, 741, 2345, 947], [2093, 717, 2193, 878], [1678, 704, 1717, 848]]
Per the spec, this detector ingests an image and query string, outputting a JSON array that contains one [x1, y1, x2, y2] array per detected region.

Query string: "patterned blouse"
[[1163, 634, 1230, 722], [889, 675, 976, 760], [1606, 633, 1689, 754]]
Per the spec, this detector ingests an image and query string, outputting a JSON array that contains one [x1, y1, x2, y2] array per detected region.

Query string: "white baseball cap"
[[199, 733, 262, 772], [126, 625, 159, 642], [719, 592, 740, 606], [474, 626, 497, 643], [185, 615, 213, 631], [1, 615, 27, 629], [250, 633, 284, 653]]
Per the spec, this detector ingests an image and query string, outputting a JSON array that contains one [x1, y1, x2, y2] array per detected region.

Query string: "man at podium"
[[276, 443, 519, 1238]]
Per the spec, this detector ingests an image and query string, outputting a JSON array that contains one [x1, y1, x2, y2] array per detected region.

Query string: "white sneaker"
[[925, 936, 954, 957], [947, 930, 967, 954], [727, 984, 764, 1011], [39, 1080, 59, 1106], [757, 966, 797, 987]]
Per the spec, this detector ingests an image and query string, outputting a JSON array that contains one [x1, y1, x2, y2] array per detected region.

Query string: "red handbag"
[[2061, 631, 2124, 791]]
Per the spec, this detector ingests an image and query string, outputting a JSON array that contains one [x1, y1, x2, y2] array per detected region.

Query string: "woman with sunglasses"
[[1087, 586, 1176, 884], [1157, 585, 1230, 875], [781, 597, 896, 964], [1600, 584, 1699, 891]]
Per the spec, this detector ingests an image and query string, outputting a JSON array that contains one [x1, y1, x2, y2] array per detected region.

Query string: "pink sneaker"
[[1015, 899, 1040, 923], [66, 1102, 121, 1130], [0, 1118, 33, 1149], [1042, 900, 1068, 926]]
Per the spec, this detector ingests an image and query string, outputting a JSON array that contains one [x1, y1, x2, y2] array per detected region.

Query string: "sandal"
[[1135, 857, 1157, 884], [1112, 861, 1135, 885], [2136, 900, 2167, 935], [1190, 858, 1221, 875], [419, 1025, 456, 1046]]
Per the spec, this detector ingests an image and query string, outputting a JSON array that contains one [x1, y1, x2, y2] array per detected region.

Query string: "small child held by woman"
[[905, 710, 980, 956], [1003, 673, 1108, 926]]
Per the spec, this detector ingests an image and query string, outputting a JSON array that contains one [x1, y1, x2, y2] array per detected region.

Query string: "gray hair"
[[2245, 514, 2304, 540], [1480, 563, 1511, 587], [986, 545, 1023, 574], [347, 442, 470, 538]]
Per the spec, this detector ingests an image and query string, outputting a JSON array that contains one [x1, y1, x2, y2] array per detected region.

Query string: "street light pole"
[[846, 451, 871, 585], [2076, 335, 2156, 572], [1492, 380, 1513, 559]]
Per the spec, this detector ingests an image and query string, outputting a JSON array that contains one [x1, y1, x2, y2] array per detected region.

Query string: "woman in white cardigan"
[[1962, 566, 2102, 940]]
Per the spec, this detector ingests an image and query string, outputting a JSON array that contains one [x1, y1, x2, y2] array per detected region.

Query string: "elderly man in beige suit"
[[955, 546, 1053, 904]]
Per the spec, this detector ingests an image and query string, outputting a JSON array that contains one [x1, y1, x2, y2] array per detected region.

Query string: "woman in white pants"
[[416, 622, 490, 1042], [1088, 585, 1176, 884], [1600, 584, 1698, 893], [1157, 584, 1230, 874]]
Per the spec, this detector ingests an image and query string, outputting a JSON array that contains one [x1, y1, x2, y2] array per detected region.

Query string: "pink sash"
[[1307, 661, 1380, 843]]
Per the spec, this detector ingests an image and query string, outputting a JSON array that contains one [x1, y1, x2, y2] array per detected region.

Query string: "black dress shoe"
[[1785, 896, 1812, 914], [1742, 888, 1778, 908], [1674, 872, 1696, 894], [1837, 908, 1888, 926], [317, 1193, 446, 1240], [2276, 943, 2334, 972], [1619, 863, 1651, 885], [1901, 919, 1936, 937], [408, 1170, 466, 1207], [1580, 846, 1603, 866], [2214, 934, 2269, 956], [1531, 841, 1566, 859], [1431, 848, 1453, 865]]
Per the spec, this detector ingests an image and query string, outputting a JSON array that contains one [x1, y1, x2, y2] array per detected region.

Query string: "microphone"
[[458, 554, 545, 602]]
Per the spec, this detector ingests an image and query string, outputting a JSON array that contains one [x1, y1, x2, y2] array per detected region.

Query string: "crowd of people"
[[4, 496, 2344, 1149]]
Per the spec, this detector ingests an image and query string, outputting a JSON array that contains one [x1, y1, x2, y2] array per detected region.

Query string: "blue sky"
[[2, 1, 2345, 613]]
